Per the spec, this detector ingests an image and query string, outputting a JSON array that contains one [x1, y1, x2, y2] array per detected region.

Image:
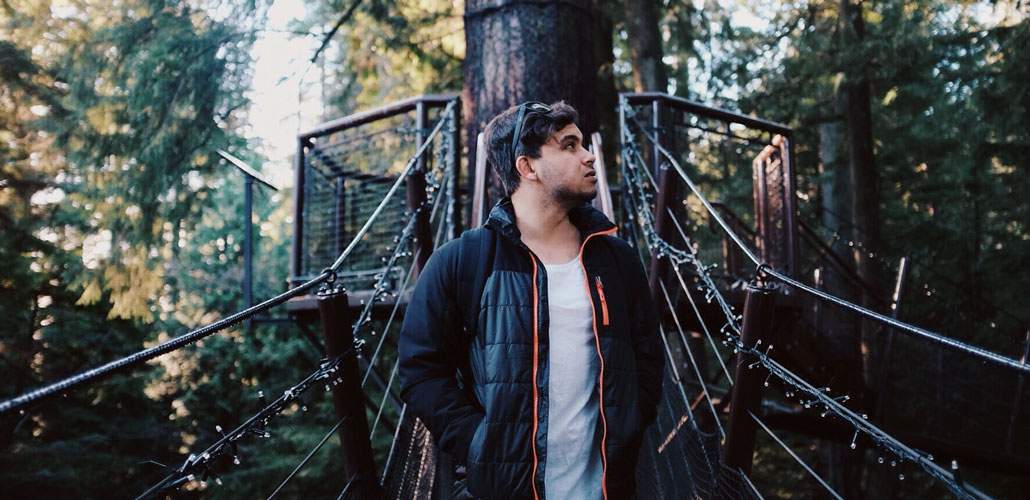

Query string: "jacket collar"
[[485, 197, 616, 246]]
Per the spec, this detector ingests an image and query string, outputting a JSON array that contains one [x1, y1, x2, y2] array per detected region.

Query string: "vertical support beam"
[[449, 99, 463, 239], [780, 135, 799, 276], [589, 132, 614, 221], [724, 284, 775, 475], [471, 132, 488, 228], [317, 287, 380, 496], [291, 137, 308, 287], [335, 176, 346, 257], [648, 99, 675, 296], [407, 101, 434, 277], [243, 176, 254, 330], [752, 146, 771, 264]]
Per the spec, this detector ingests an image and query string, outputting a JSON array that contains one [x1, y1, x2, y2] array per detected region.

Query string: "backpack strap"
[[456, 227, 495, 336]]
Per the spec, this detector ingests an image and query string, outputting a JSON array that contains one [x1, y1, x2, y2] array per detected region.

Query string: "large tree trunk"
[[464, 0, 616, 203], [840, 0, 882, 388], [818, 108, 866, 499], [623, 0, 667, 92], [840, 1, 887, 497]]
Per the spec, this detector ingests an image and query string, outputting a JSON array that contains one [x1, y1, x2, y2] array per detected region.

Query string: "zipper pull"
[[594, 276, 610, 325]]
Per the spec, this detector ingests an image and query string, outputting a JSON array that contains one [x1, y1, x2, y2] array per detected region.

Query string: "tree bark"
[[818, 107, 865, 500], [464, 0, 616, 203], [623, 0, 667, 92], [840, 0, 882, 388]]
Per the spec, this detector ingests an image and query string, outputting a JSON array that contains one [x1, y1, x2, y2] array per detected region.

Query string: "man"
[[399, 101, 663, 500]]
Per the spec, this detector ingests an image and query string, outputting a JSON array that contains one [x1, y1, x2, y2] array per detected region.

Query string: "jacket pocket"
[[594, 276, 610, 326]]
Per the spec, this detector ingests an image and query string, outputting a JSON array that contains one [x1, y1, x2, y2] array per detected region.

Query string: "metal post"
[[407, 101, 434, 277], [291, 137, 308, 287], [335, 176, 346, 257], [753, 147, 771, 263], [243, 175, 254, 330], [317, 286, 380, 497], [724, 284, 775, 475], [648, 99, 675, 296], [780, 135, 799, 276]]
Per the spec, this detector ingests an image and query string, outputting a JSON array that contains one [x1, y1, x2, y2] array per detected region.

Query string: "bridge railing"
[[619, 92, 1026, 499], [0, 96, 462, 499]]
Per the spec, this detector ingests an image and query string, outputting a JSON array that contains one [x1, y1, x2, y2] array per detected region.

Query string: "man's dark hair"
[[482, 101, 579, 196]]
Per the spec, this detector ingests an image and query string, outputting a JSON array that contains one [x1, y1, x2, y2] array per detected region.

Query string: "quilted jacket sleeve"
[[398, 240, 484, 465]]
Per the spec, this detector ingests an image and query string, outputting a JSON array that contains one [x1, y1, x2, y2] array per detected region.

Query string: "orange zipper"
[[577, 226, 617, 500], [594, 276, 610, 326], [527, 225, 616, 500], [528, 251, 541, 500]]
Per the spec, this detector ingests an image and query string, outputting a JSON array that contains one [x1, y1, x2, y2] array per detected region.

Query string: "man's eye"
[[564, 143, 575, 150]]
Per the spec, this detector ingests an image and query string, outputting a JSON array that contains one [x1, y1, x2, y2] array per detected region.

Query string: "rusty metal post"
[[724, 284, 775, 475], [779, 135, 799, 276], [407, 101, 434, 277], [317, 286, 380, 497]]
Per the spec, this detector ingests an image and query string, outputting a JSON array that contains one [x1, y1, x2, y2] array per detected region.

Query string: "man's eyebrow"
[[557, 134, 581, 144]]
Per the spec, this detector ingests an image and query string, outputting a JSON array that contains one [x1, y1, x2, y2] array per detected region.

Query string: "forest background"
[[1, 0, 1027, 498]]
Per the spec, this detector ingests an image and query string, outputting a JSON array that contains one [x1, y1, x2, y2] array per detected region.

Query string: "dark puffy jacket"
[[399, 199, 664, 500]]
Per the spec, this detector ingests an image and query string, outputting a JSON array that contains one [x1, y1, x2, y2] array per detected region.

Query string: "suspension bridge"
[[2, 93, 1027, 499]]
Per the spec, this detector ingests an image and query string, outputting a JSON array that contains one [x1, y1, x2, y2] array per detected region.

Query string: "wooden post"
[[724, 284, 775, 475], [589, 132, 614, 221], [317, 286, 380, 497], [471, 132, 488, 228], [407, 101, 435, 278]]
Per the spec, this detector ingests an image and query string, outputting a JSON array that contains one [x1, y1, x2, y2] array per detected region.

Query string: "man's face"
[[527, 123, 597, 207]]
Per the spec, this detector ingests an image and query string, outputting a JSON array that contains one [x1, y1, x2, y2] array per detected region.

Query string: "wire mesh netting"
[[299, 104, 460, 292]]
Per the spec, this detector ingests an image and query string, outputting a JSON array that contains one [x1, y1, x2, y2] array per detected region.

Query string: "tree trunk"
[[818, 109, 865, 499], [464, 0, 616, 203], [623, 0, 667, 92], [840, 0, 882, 388], [840, 2, 887, 497]]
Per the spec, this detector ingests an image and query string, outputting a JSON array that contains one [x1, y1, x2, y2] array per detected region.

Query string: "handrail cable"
[[266, 416, 350, 499], [356, 118, 456, 388], [657, 279, 726, 437], [748, 410, 844, 500], [620, 102, 993, 499], [620, 181, 714, 497], [136, 351, 353, 499], [621, 99, 1030, 376], [0, 99, 457, 417], [622, 136, 841, 498]]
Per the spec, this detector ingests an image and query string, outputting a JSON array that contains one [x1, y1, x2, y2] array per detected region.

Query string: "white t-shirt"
[[543, 257, 603, 500]]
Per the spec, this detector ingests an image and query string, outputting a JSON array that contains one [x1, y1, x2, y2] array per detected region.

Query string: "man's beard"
[[552, 184, 596, 209]]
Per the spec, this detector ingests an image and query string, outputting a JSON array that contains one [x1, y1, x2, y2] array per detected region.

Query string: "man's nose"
[[582, 149, 596, 166]]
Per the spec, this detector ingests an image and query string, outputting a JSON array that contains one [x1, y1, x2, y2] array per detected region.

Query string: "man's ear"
[[515, 155, 538, 181]]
